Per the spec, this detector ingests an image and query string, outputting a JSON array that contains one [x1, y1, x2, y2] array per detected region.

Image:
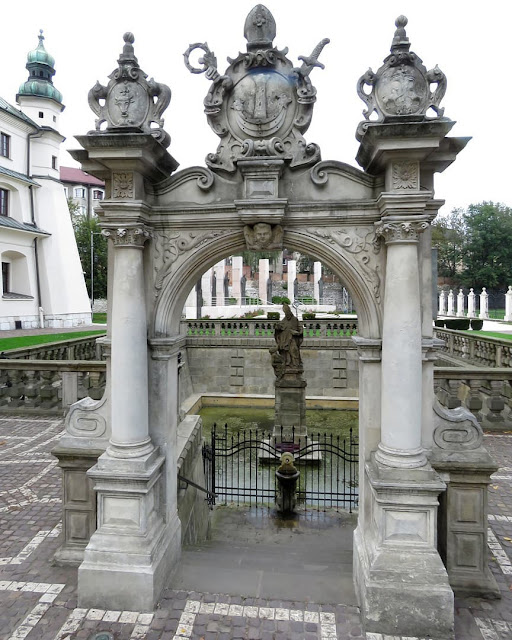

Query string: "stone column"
[[214, 260, 225, 306], [447, 289, 455, 316], [201, 268, 213, 307], [439, 289, 447, 316], [375, 220, 428, 468], [505, 286, 512, 321], [313, 261, 321, 304], [468, 288, 476, 317], [457, 289, 465, 317], [232, 257, 243, 304], [259, 258, 269, 304], [287, 259, 296, 304], [107, 226, 152, 458], [479, 287, 489, 319]]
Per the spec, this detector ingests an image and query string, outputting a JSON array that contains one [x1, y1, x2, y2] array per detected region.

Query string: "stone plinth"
[[354, 456, 454, 639], [273, 369, 307, 439]]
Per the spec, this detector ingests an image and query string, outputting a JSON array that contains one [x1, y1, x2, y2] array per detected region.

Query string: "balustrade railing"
[[181, 318, 358, 339], [434, 328, 512, 368], [1, 334, 106, 361], [0, 360, 106, 413]]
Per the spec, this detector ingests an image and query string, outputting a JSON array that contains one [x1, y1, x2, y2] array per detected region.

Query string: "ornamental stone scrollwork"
[[113, 172, 134, 198], [356, 16, 447, 140], [375, 220, 429, 243], [243, 223, 283, 250], [184, 4, 328, 173], [153, 230, 224, 295], [433, 398, 483, 451], [88, 32, 171, 147], [102, 226, 151, 248], [391, 161, 419, 190], [309, 227, 382, 302]]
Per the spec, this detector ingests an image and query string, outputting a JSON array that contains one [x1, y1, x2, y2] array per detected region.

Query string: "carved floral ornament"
[[183, 4, 329, 173], [391, 161, 419, 190], [375, 220, 429, 243], [102, 226, 151, 248], [356, 15, 447, 139], [113, 172, 134, 198]]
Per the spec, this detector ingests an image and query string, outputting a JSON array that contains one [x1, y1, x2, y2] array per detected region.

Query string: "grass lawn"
[[0, 330, 106, 352], [463, 330, 512, 341], [93, 313, 107, 324]]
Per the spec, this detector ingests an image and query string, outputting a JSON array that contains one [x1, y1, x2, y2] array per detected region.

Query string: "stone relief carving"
[[356, 16, 447, 139], [102, 226, 151, 247], [391, 161, 419, 190], [309, 228, 382, 302], [183, 5, 328, 173], [88, 32, 171, 147], [433, 398, 483, 451], [243, 223, 283, 250], [375, 220, 429, 243], [153, 230, 224, 295], [113, 172, 134, 198]]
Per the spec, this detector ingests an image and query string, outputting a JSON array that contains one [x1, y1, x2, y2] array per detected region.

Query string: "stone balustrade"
[[435, 327, 512, 368], [439, 286, 512, 319], [182, 317, 358, 339], [0, 360, 106, 414], [2, 334, 105, 361]]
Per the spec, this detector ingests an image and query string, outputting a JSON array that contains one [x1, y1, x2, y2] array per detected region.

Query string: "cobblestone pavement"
[[0, 416, 511, 640]]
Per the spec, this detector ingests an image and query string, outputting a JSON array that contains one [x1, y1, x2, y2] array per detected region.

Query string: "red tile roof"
[[60, 166, 104, 187]]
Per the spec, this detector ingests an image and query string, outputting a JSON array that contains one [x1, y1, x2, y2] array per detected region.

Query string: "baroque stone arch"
[[152, 227, 382, 339]]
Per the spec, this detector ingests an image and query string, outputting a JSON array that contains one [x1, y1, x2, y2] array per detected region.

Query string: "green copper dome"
[[18, 31, 63, 104]]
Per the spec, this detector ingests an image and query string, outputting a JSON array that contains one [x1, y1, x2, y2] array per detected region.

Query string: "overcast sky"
[[2, 0, 510, 216]]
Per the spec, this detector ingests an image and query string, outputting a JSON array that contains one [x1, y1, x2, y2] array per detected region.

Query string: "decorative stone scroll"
[[433, 399, 483, 451], [357, 16, 447, 139], [102, 226, 151, 248], [243, 223, 283, 250], [87, 32, 171, 147], [184, 4, 328, 173], [375, 220, 429, 243]]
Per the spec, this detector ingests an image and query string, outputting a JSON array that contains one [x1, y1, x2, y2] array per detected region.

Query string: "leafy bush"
[[445, 318, 470, 330], [434, 320, 445, 328], [267, 311, 280, 320], [303, 312, 316, 320], [240, 309, 265, 318], [227, 297, 237, 305], [300, 297, 317, 304], [470, 319, 484, 330]]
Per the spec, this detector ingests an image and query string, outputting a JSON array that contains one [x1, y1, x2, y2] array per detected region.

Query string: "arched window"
[[1, 251, 31, 297]]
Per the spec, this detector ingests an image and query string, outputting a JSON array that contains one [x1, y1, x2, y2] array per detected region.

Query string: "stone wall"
[[184, 342, 359, 397]]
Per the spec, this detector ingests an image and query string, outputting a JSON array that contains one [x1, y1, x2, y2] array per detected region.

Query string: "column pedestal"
[[78, 449, 181, 611], [353, 456, 454, 639]]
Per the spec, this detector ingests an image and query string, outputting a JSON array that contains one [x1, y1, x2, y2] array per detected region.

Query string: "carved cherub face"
[[254, 223, 272, 248]]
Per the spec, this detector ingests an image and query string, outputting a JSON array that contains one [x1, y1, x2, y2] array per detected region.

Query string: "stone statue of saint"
[[272, 303, 303, 373]]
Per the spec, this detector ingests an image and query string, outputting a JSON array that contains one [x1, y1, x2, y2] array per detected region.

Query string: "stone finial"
[[87, 32, 171, 147], [356, 15, 447, 139], [244, 4, 276, 50]]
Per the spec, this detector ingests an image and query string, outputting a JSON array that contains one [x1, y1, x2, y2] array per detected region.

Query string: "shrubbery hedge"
[[470, 319, 484, 330], [445, 318, 470, 330], [272, 296, 291, 304], [267, 312, 280, 320], [303, 312, 316, 320], [434, 320, 445, 328]]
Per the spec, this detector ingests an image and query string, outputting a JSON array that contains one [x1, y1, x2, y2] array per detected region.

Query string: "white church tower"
[[0, 31, 91, 329]]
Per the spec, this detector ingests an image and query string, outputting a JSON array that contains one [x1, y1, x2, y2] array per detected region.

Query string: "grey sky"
[[2, 0, 510, 216]]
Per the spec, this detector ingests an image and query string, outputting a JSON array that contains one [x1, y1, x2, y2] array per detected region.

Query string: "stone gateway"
[[52, 6, 497, 639]]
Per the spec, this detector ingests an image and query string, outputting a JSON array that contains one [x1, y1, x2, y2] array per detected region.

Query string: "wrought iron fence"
[[202, 424, 359, 512]]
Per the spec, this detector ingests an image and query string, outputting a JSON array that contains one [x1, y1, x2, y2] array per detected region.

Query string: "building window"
[[52, 156, 57, 170], [74, 187, 86, 198], [0, 189, 8, 216], [0, 132, 10, 158], [38, 111, 44, 119], [2, 262, 9, 293], [53, 115, 56, 122], [93, 190, 103, 200]]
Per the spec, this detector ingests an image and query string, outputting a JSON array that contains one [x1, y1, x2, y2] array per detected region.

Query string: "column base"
[[374, 442, 427, 468], [78, 448, 181, 611], [353, 456, 454, 639]]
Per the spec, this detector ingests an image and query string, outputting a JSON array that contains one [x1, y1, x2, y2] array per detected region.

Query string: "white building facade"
[[0, 32, 91, 330]]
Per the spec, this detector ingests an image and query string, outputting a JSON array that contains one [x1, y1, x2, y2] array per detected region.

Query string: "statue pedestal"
[[273, 368, 307, 444]]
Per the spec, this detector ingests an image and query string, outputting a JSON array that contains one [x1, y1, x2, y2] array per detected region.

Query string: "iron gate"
[[202, 424, 359, 512]]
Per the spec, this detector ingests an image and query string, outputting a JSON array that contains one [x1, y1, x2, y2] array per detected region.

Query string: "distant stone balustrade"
[[3, 334, 105, 361], [182, 318, 358, 339], [435, 327, 512, 367]]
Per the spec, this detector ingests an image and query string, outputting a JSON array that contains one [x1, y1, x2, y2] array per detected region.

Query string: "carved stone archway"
[[58, 8, 477, 638]]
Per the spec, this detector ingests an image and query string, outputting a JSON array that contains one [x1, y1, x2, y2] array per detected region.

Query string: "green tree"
[[69, 200, 108, 300], [432, 209, 466, 279], [460, 202, 512, 289]]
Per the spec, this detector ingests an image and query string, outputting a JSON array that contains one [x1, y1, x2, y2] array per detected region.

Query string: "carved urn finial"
[[244, 4, 276, 50], [87, 32, 172, 147], [356, 15, 447, 139]]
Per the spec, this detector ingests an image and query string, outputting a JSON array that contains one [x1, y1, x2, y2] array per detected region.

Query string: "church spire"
[[17, 30, 63, 104]]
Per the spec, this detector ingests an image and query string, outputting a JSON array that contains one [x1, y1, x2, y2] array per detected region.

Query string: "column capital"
[[375, 219, 429, 244], [352, 336, 382, 362], [102, 225, 151, 249]]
